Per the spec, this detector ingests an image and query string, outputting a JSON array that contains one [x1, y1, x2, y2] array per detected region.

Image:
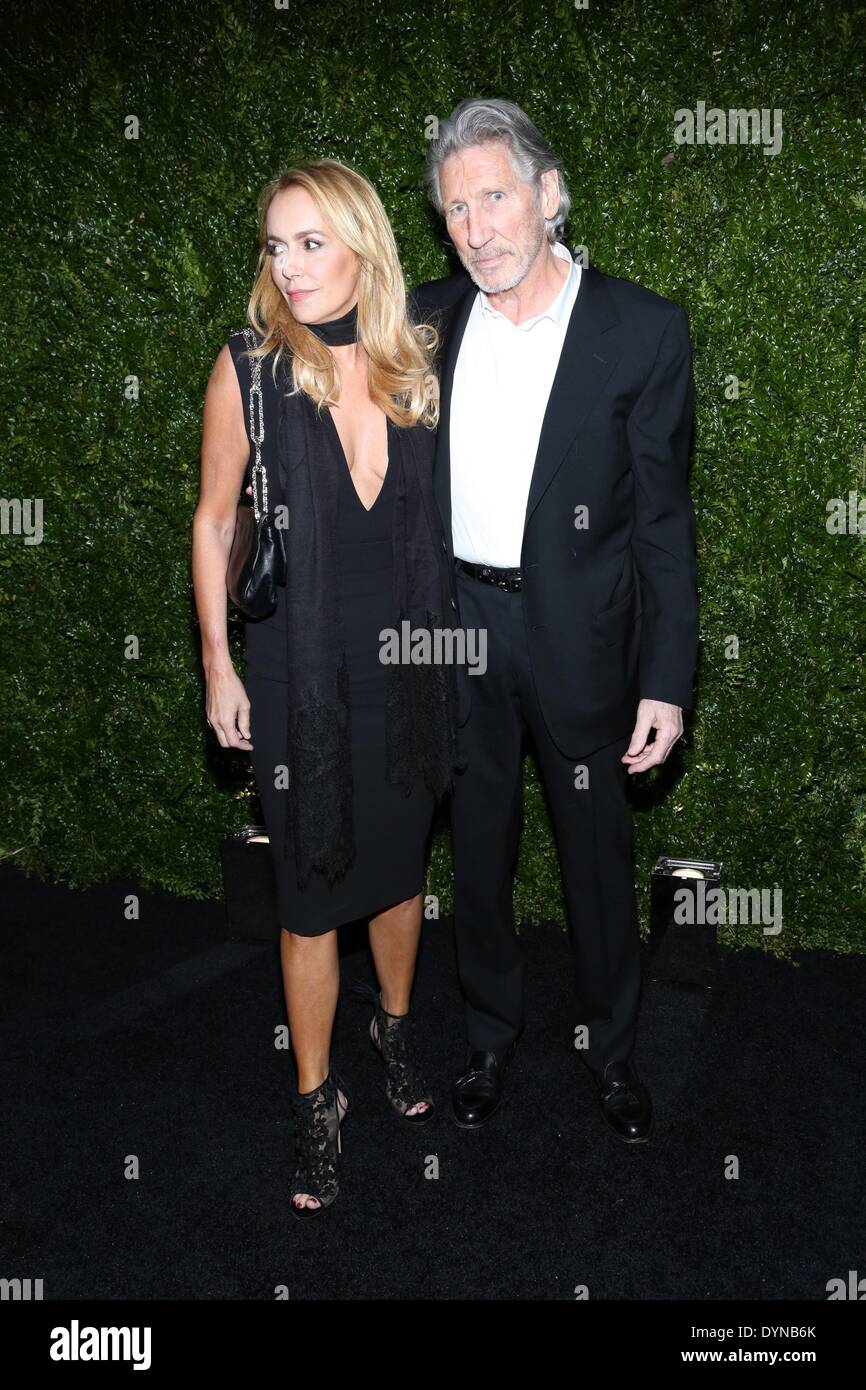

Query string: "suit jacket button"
[[441, 538, 447, 551], [450, 599, 457, 610]]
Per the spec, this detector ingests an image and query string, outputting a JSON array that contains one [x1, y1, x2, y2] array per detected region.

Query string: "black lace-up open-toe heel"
[[289, 1069, 350, 1219], [351, 981, 434, 1123]]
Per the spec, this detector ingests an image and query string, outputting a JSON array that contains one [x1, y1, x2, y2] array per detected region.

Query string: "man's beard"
[[462, 218, 546, 295]]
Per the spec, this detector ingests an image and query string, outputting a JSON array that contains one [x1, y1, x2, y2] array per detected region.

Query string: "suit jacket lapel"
[[433, 281, 475, 546], [433, 249, 622, 551]]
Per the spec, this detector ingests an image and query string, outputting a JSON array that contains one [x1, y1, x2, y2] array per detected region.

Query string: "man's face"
[[438, 139, 556, 293]]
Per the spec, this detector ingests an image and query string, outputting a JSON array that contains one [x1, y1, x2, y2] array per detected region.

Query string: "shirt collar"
[[478, 240, 577, 329]]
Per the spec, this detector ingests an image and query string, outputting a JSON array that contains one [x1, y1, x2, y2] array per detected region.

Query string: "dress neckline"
[[326, 408, 390, 514]]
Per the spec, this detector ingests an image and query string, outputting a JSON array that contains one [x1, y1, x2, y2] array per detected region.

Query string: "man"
[[411, 98, 699, 1142]]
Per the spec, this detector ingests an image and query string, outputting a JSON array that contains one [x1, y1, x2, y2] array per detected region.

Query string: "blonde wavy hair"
[[244, 159, 439, 429]]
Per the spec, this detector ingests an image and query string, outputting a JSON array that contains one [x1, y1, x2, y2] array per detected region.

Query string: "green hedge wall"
[[2, 0, 864, 953]]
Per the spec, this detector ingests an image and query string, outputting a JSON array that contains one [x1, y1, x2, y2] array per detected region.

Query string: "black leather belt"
[[455, 558, 522, 592]]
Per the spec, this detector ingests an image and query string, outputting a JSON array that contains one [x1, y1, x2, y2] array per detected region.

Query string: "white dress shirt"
[[449, 239, 582, 568]]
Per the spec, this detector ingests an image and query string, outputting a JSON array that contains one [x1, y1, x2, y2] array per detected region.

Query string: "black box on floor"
[[648, 855, 722, 989], [220, 824, 278, 941]]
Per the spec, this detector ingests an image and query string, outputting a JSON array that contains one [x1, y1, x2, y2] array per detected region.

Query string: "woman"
[[192, 160, 460, 1217]]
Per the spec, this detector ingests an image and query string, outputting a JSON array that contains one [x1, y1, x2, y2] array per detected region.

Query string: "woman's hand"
[[205, 662, 253, 750]]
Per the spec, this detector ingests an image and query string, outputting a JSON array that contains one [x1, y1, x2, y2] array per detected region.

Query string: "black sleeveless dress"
[[227, 332, 437, 936]]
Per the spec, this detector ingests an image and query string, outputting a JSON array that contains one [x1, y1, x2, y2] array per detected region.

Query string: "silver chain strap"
[[242, 327, 267, 522]]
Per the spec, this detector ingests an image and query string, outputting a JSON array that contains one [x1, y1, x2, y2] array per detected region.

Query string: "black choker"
[[305, 302, 359, 346]]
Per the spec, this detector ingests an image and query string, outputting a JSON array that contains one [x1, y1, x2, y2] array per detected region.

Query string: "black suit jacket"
[[409, 247, 699, 763]]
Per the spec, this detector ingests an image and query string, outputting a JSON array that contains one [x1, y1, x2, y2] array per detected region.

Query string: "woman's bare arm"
[[192, 344, 253, 748]]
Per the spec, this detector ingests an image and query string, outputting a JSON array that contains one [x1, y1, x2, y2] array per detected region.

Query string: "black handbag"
[[226, 327, 287, 619]]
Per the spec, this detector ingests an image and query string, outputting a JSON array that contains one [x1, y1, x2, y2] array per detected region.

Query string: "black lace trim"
[[284, 652, 355, 890], [385, 608, 459, 803], [284, 614, 458, 890], [290, 1071, 343, 1205], [373, 1005, 432, 1112]]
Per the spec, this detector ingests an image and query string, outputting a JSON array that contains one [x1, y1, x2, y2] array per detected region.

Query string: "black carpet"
[[2, 861, 863, 1301]]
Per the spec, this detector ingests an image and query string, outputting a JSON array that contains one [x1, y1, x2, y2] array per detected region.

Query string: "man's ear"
[[540, 167, 561, 219]]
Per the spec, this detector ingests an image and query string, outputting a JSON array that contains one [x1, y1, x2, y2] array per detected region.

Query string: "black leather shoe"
[[452, 1041, 517, 1128], [586, 1059, 653, 1143]]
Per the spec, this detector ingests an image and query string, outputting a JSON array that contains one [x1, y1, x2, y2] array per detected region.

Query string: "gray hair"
[[424, 97, 571, 243]]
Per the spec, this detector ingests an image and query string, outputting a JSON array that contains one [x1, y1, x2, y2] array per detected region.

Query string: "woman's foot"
[[370, 1012, 430, 1117], [368, 995, 434, 1122], [290, 1071, 350, 1215]]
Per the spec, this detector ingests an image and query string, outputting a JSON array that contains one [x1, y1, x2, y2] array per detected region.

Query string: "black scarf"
[[304, 300, 359, 346], [276, 305, 459, 889]]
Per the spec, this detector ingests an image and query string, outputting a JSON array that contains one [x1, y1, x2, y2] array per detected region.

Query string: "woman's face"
[[266, 185, 361, 327]]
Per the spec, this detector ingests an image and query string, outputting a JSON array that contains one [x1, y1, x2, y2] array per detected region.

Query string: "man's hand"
[[621, 698, 683, 774]]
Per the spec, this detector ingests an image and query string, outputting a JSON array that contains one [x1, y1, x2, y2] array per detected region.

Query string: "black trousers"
[[451, 565, 642, 1072]]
